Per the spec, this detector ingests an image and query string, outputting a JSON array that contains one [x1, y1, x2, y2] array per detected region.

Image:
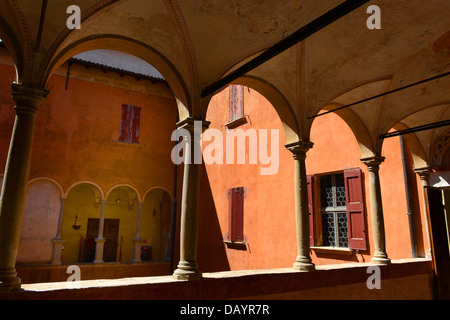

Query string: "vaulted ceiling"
[[0, 0, 449, 164]]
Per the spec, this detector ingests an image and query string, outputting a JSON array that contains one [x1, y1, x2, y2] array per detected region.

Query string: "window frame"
[[309, 168, 367, 252], [320, 173, 348, 248]]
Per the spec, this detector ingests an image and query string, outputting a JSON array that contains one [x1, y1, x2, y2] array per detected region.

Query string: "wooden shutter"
[[119, 104, 141, 143], [307, 175, 315, 246], [228, 187, 244, 242], [344, 168, 367, 250], [229, 85, 244, 122]]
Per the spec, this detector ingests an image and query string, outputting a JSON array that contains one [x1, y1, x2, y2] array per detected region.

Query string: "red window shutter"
[[119, 104, 132, 142], [119, 104, 141, 143], [229, 85, 244, 121], [344, 168, 367, 250], [307, 175, 315, 246], [228, 187, 244, 242], [130, 105, 141, 144]]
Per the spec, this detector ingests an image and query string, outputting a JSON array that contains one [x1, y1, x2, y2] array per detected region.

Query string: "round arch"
[[141, 187, 173, 261], [64, 180, 105, 200], [18, 178, 63, 264], [40, 35, 190, 119], [106, 183, 142, 203], [310, 103, 375, 159], [205, 75, 300, 145], [61, 181, 105, 264], [142, 186, 174, 202], [28, 177, 64, 198], [385, 103, 450, 168], [306, 78, 393, 157], [390, 123, 429, 169]]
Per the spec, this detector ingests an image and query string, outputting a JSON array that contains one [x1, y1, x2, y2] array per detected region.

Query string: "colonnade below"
[[0, 84, 432, 292]]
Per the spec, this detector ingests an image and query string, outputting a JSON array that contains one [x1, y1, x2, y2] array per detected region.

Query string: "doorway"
[[84, 218, 120, 262]]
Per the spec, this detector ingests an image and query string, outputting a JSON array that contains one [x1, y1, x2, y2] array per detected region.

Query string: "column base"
[[51, 239, 65, 266], [0, 268, 21, 293], [371, 252, 391, 265], [94, 238, 105, 264], [173, 260, 202, 281], [293, 256, 315, 272], [132, 238, 143, 263]]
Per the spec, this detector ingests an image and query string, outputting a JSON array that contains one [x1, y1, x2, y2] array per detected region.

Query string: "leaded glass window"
[[320, 173, 348, 248]]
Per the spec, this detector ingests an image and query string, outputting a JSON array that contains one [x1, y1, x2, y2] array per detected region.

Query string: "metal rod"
[[201, 0, 371, 98], [35, 0, 48, 53], [380, 120, 450, 139], [309, 71, 450, 120], [65, 61, 72, 90]]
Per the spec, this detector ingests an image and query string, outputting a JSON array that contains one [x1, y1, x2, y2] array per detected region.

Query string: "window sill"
[[112, 140, 143, 147], [225, 116, 247, 129], [223, 240, 247, 250], [311, 246, 353, 255]]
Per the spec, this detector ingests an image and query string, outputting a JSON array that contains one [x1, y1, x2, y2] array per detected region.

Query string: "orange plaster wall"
[[202, 86, 429, 272], [0, 63, 178, 197], [0, 56, 430, 272], [0, 60, 180, 268], [201, 87, 297, 272]]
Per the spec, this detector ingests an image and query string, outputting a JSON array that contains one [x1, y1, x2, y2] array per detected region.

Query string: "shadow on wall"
[[197, 163, 231, 272]]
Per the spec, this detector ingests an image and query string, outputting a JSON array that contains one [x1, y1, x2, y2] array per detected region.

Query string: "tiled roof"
[[72, 50, 165, 81]]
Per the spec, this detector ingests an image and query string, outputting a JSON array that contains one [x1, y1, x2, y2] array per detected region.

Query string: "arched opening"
[[200, 83, 297, 271], [141, 188, 173, 262], [61, 183, 103, 265], [226, 76, 299, 144], [104, 185, 140, 263], [307, 109, 369, 265], [16, 180, 62, 264], [379, 130, 427, 260], [42, 36, 190, 119], [381, 105, 450, 262]]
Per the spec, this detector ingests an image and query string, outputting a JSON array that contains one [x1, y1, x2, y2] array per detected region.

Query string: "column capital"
[[11, 84, 49, 114], [413, 166, 431, 179], [361, 156, 385, 171], [285, 140, 314, 160]]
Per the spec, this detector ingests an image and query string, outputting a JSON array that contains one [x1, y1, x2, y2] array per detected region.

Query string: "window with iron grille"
[[320, 173, 349, 248], [308, 168, 367, 251]]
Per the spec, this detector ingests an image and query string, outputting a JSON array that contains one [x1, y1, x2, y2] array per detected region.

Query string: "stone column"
[[173, 118, 209, 280], [51, 197, 66, 265], [132, 202, 144, 263], [286, 141, 315, 271], [361, 156, 391, 265], [0, 84, 48, 293], [414, 166, 432, 258], [94, 200, 107, 264]]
